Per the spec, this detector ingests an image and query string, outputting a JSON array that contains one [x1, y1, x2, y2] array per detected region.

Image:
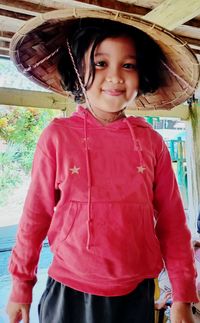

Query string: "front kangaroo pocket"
[[55, 202, 88, 256], [53, 201, 162, 275], [58, 202, 79, 243], [89, 202, 161, 271]]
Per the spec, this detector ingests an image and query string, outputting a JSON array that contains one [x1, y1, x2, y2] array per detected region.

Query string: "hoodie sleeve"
[[9, 124, 58, 303], [153, 137, 199, 303]]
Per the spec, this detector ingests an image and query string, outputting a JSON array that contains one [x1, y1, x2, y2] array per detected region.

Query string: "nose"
[[105, 67, 124, 84], [106, 77, 124, 84]]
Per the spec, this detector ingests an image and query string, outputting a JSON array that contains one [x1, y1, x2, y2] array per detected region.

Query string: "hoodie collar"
[[72, 105, 152, 130]]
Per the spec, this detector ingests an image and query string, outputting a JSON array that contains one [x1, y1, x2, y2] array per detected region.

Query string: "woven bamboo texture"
[[10, 9, 200, 110]]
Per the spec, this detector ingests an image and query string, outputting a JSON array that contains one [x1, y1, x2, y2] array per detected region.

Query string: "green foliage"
[[0, 143, 23, 205], [1, 107, 56, 145], [0, 107, 60, 205]]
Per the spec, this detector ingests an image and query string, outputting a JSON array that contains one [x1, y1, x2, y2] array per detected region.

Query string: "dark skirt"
[[38, 277, 155, 323]]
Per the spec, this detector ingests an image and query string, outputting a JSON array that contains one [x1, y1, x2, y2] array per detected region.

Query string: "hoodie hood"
[[71, 105, 152, 130]]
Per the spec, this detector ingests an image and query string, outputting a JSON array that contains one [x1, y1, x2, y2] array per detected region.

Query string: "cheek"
[[128, 75, 139, 92], [85, 85, 98, 101], [86, 74, 100, 93]]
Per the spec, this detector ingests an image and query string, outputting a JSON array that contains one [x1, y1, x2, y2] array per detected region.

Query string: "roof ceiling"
[[0, 0, 200, 96]]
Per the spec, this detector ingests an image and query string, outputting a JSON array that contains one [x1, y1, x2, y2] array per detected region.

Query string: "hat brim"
[[10, 8, 200, 110]]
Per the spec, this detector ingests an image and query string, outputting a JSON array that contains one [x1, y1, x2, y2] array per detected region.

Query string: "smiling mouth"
[[102, 89, 124, 96]]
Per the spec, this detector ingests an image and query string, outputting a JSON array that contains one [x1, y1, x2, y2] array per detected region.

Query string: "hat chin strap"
[[66, 39, 91, 105]]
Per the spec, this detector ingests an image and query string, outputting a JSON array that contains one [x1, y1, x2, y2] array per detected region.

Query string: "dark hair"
[[57, 18, 168, 103]]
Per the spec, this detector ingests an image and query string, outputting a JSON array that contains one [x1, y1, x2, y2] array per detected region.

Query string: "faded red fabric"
[[9, 106, 198, 304]]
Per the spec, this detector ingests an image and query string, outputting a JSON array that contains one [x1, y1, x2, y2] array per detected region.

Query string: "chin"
[[100, 101, 126, 112], [102, 107, 125, 113]]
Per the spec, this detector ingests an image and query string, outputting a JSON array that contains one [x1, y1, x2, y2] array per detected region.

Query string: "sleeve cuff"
[[9, 278, 36, 304], [171, 277, 199, 303]]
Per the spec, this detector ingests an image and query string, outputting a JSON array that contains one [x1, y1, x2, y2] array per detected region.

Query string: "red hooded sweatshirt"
[[9, 106, 198, 303]]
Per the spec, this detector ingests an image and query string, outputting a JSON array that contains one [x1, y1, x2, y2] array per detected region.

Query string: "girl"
[[7, 8, 199, 323]]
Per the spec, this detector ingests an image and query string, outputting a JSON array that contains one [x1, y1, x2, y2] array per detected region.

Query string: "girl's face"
[[83, 36, 139, 120]]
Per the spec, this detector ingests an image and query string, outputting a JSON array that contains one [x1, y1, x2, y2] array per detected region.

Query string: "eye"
[[123, 63, 137, 70], [94, 61, 107, 68]]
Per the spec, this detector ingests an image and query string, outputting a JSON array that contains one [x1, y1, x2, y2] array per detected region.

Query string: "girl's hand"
[[170, 302, 194, 323], [6, 301, 30, 323]]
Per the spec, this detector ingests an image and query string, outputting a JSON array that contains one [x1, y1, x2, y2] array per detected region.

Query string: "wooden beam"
[[184, 18, 200, 28], [0, 8, 34, 20], [76, 0, 200, 31], [1, 0, 199, 30], [0, 40, 10, 49], [74, 0, 150, 15], [0, 87, 193, 119], [144, 0, 200, 30], [0, 0, 56, 14], [0, 31, 14, 41], [192, 48, 200, 55], [0, 39, 9, 50], [177, 35, 200, 47], [0, 48, 9, 57], [126, 105, 190, 120], [0, 87, 71, 110]]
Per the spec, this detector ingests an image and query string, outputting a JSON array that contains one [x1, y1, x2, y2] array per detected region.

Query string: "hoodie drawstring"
[[83, 111, 149, 250], [84, 112, 92, 250], [125, 118, 151, 200], [125, 119, 145, 167]]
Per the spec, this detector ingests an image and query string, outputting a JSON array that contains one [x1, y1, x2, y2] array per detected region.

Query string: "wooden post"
[[185, 99, 200, 235]]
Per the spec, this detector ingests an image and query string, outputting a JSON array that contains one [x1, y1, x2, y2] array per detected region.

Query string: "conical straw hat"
[[10, 8, 200, 110]]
